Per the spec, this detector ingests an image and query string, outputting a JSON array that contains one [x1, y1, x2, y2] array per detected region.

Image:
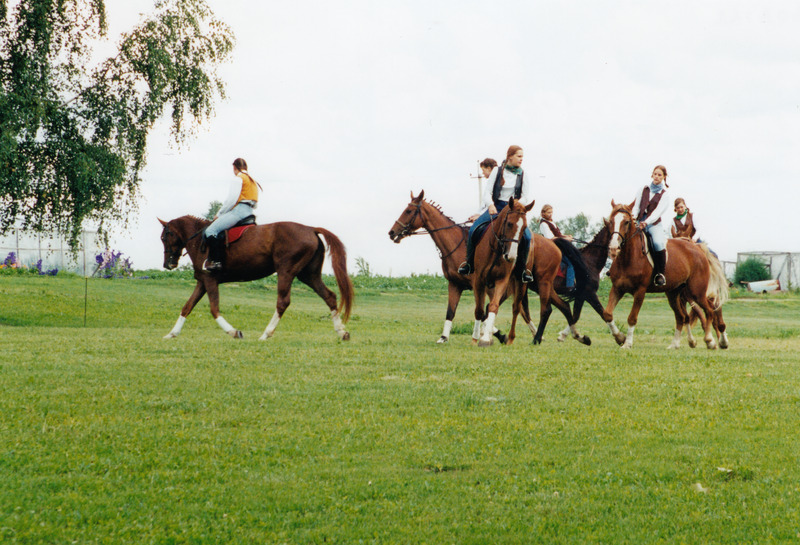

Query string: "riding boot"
[[204, 235, 224, 271], [458, 238, 474, 275], [515, 235, 534, 283], [653, 249, 667, 287]]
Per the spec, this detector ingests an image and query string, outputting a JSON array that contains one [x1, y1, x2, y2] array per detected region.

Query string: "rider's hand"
[[467, 214, 479, 222], [488, 205, 498, 215]]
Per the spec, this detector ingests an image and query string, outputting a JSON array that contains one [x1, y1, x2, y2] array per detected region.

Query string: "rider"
[[203, 157, 260, 271], [539, 204, 575, 291], [458, 145, 534, 283], [467, 158, 498, 223], [631, 164, 670, 287], [671, 197, 699, 242]]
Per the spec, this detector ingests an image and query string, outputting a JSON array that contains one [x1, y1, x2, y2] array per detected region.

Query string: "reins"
[[397, 201, 469, 261]]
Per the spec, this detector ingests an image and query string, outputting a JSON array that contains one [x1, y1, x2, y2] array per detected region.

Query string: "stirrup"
[[653, 273, 666, 287], [521, 269, 534, 283], [458, 262, 472, 275], [204, 259, 223, 272]]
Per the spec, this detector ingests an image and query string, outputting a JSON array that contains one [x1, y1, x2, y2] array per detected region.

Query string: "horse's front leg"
[[508, 282, 527, 346], [621, 288, 647, 349], [478, 279, 508, 347], [207, 279, 243, 339], [164, 280, 207, 339], [438, 283, 463, 344], [603, 286, 627, 345]]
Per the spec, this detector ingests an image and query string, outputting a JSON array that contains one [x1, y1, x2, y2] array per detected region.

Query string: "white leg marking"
[[331, 309, 349, 340], [479, 312, 497, 346], [259, 311, 282, 341], [607, 321, 621, 336], [438, 320, 453, 343], [720, 331, 729, 349], [668, 328, 682, 350], [622, 325, 635, 349], [215, 315, 241, 338], [472, 319, 482, 342], [164, 315, 186, 339], [529, 321, 539, 335], [557, 325, 570, 342]]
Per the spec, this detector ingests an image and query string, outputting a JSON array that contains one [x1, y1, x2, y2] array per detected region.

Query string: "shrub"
[[734, 257, 770, 286], [95, 250, 134, 278]]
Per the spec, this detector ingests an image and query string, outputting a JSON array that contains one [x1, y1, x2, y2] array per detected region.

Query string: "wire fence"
[[0, 227, 105, 276]]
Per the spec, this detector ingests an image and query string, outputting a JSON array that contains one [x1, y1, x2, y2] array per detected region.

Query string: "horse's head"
[[496, 198, 535, 263], [159, 218, 185, 270], [388, 190, 425, 243], [606, 199, 635, 259]]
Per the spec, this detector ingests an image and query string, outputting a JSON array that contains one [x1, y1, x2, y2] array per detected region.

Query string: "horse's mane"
[[422, 199, 456, 223]]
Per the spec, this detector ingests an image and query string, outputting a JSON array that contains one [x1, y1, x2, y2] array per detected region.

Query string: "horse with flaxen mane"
[[387, 190, 508, 344], [470, 197, 535, 346], [159, 216, 354, 341], [602, 201, 728, 349]]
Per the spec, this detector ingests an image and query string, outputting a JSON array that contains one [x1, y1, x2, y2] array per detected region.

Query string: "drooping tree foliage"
[[0, 0, 234, 249]]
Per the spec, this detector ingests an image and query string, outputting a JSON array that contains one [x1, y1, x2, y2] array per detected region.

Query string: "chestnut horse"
[[159, 216, 354, 341], [507, 234, 589, 345], [387, 190, 507, 344], [471, 198, 535, 346], [602, 201, 728, 349]]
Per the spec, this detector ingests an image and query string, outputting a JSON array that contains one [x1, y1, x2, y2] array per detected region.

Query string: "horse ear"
[[525, 199, 535, 212], [603, 217, 610, 229], [418, 189, 424, 201], [611, 199, 617, 208], [158, 218, 167, 226], [509, 196, 515, 208], [628, 201, 635, 209]]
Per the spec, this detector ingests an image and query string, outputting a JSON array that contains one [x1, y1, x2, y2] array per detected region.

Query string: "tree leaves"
[[0, 0, 233, 250]]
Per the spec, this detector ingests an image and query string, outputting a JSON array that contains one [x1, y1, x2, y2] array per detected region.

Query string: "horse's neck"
[[420, 202, 463, 257], [582, 227, 612, 273], [179, 216, 209, 256]]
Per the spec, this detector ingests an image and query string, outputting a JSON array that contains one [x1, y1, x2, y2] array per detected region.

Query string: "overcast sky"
[[103, 0, 799, 275]]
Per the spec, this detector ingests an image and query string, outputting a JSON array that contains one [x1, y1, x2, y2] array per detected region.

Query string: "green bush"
[[734, 257, 771, 286]]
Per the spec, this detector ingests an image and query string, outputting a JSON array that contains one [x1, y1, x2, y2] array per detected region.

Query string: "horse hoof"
[[341, 331, 351, 341], [556, 334, 567, 343], [229, 330, 243, 339], [621, 343, 632, 349], [436, 336, 448, 344], [478, 338, 493, 347], [581, 335, 591, 346], [720, 341, 729, 349], [688, 339, 697, 349], [494, 332, 508, 345], [706, 341, 717, 350], [532, 338, 542, 345], [667, 344, 679, 350], [472, 338, 479, 346], [614, 335, 625, 346]]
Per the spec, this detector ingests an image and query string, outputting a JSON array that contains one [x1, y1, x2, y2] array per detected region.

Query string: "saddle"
[[224, 215, 256, 245], [639, 229, 667, 268], [469, 221, 491, 247]]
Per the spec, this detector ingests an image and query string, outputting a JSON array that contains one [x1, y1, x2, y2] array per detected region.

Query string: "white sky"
[[103, 0, 800, 275]]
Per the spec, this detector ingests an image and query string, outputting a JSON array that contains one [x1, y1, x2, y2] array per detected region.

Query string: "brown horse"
[[678, 249, 730, 348], [602, 201, 728, 349], [506, 234, 589, 345], [159, 216, 354, 340], [387, 190, 508, 344], [471, 198, 535, 346]]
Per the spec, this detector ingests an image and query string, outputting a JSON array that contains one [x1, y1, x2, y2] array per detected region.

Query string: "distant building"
[[0, 225, 105, 275]]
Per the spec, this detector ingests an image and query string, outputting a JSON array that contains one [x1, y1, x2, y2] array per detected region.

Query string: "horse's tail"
[[553, 238, 592, 290], [699, 242, 729, 308], [315, 228, 354, 322]]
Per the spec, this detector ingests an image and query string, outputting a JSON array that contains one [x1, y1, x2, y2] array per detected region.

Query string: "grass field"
[[2, 273, 800, 544]]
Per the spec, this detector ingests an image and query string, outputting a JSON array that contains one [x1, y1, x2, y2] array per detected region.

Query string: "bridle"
[[162, 223, 205, 262], [609, 210, 649, 256], [394, 201, 468, 261]]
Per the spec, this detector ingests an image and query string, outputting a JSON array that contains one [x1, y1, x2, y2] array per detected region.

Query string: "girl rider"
[[203, 157, 260, 271], [458, 145, 534, 284], [631, 165, 670, 287]]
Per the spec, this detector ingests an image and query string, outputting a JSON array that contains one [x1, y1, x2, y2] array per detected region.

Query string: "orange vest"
[[236, 172, 258, 203]]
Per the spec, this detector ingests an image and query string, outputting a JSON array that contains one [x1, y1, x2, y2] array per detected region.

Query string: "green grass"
[[2, 275, 800, 543]]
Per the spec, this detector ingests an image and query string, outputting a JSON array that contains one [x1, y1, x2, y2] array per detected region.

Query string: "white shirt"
[[632, 185, 670, 226], [218, 171, 257, 215], [480, 166, 532, 209], [539, 220, 556, 239]]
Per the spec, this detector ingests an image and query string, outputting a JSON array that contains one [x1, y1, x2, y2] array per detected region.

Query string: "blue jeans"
[[204, 203, 255, 237], [562, 257, 575, 288]]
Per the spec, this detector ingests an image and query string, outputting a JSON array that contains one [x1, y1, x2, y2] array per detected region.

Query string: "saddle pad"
[[225, 224, 254, 245]]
